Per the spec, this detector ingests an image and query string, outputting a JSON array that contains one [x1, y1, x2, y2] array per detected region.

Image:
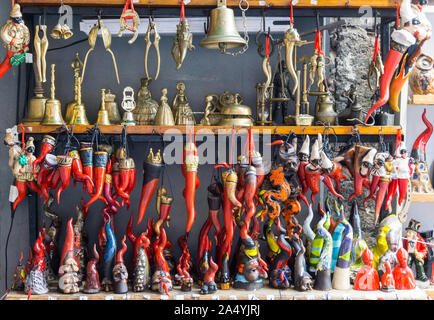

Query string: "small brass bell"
[[200, 0, 247, 54], [62, 24, 73, 40], [65, 53, 83, 124], [50, 23, 63, 40], [96, 89, 111, 125], [41, 64, 65, 125], [105, 90, 122, 124], [121, 87, 136, 126], [70, 76, 90, 125]]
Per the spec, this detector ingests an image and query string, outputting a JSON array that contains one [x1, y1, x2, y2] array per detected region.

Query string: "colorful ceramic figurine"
[[58, 218, 80, 294], [200, 257, 218, 295], [11, 253, 25, 291], [0, 4, 30, 80], [403, 219, 428, 281], [381, 261, 395, 292], [289, 231, 313, 291], [43, 195, 61, 279], [353, 248, 380, 291], [349, 201, 369, 283], [83, 244, 101, 294], [420, 231, 434, 284], [24, 231, 49, 295], [393, 247, 417, 290], [113, 236, 128, 294], [378, 230, 400, 280], [101, 215, 116, 292], [411, 109, 434, 193]]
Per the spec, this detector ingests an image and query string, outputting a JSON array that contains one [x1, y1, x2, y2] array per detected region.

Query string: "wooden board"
[[16, 0, 397, 8], [4, 286, 429, 300], [411, 192, 434, 203], [19, 125, 402, 135], [411, 94, 434, 105]]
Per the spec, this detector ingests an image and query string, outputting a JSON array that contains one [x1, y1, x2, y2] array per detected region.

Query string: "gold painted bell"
[[199, 0, 247, 53], [154, 88, 175, 126], [65, 53, 83, 124], [217, 91, 253, 126], [70, 76, 89, 125], [41, 64, 65, 125], [23, 54, 47, 124], [96, 89, 111, 125], [50, 23, 63, 40], [133, 78, 159, 125], [105, 89, 121, 124]]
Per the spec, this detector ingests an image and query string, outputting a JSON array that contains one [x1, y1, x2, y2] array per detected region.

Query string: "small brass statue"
[[154, 88, 175, 126], [172, 18, 195, 70], [173, 82, 195, 125], [200, 95, 221, 125], [133, 78, 159, 125]]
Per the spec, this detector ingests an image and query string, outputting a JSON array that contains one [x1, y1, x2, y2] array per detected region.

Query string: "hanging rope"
[[290, 0, 294, 26], [396, 1, 400, 29], [180, 0, 185, 21]]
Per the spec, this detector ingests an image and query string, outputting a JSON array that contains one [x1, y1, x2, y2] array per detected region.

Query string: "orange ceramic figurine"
[[393, 247, 417, 290], [353, 248, 380, 291], [381, 261, 395, 292]]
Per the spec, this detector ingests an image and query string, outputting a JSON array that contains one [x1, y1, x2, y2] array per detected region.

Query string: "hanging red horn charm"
[[69, 149, 95, 191], [36, 154, 57, 187], [182, 142, 200, 234], [84, 151, 108, 213], [137, 148, 163, 226], [117, 157, 132, 202], [154, 187, 173, 237], [79, 143, 94, 195], [123, 159, 136, 209], [55, 155, 73, 204], [33, 135, 56, 175]]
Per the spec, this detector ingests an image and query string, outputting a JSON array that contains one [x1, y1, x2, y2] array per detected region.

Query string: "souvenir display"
[[217, 91, 254, 126], [24, 229, 49, 296], [349, 201, 369, 283], [96, 89, 111, 125], [154, 88, 175, 126], [41, 64, 65, 125], [104, 90, 122, 125], [50, 4, 73, 40], [11, 253, 25, 291], [420, 231, 434, 284], [113, 236, 128, 294], [353, 249, 380, 291]]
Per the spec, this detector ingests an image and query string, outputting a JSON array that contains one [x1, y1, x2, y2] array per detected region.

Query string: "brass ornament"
[[121, 86, 136, 126], [118, 4, 140, 45], [172, 18, 195, 70], [200, 95, 221, 125], [133, 78, 159, 125], [105, 90, 122, 125], [173, 82, 195, 125], [217, 91, 253, 126], [65, 53, 85, 124], [41, 64, 65, 125], [154, 88, 175, 126], [144, 19, 161, 80], [147, 148, 162, 165], [96, 89, 111, 125], [82, 20, 120, 85], [200, 0, 248, 55], [70, 75, 89, 125]]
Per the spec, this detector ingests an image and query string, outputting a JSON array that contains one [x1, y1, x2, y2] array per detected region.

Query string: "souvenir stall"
[[1, 0, 434, 301]]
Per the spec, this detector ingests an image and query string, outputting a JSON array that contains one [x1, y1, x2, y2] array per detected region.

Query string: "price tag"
[[266, 295, 275, 300], [248, 294, 258, 300], [175, 295, 184, 300], [306, 294, 315, 300], [48, 296, 57, 300], [123, 294, 130, 300], [229, 295, 237, 300], [160, 294, 169, 300], [9, 185, 18, 203], [19, 298, 27, 300], [25, 53, 33, 64], [310, 0, 318, 4], [293, 0, 299, 4], [143, 295, 151, 300], [258, 1, 266, 6], [184, 0, 191, 4], [191, 294, 200, 300], [105, 295, 114, 300], [79, 296, 88, 300], [211, 295, 219, 300]]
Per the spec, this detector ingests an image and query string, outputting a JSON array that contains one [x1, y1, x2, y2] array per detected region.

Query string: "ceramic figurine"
[[420, 231, 434, 284], [73, 204, 88, 285], [381, 261, 395, 292], [200, 257, 219, 295], [24, 231, 49, 295], [11, 252, 25, 291], [353, 248, 380, 291], [58, 218, 80, 294], [289, 233, 313, 291], [173, 82, 195, 125], [349, 201, 368, 284], [101, 215, 116, 292], [0, 4, 30, 80], [393, 247, 417, 290], [42, 195, 61, 278], [411, 109, 434, 193], [113, 236, 128, 294], [409, 53, 434, 95], [152, 228, 173, 294], [403, 219, 429, 281], [133, 78, 159, 125], [84, 244, 101, 294], [378, 230, 400, 280]]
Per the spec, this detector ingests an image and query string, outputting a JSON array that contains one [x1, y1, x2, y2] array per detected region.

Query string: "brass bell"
[[65, 53, 83, 124], [41, 64, 65, 125], [24, 74, 47, 124], [50, 23, 63, 40], [96, 89, 111, 125], [70, 76, 90, 125], [61, 24, 73, 40], [105, 90, 122, 124], [200, 0, 247, 54]]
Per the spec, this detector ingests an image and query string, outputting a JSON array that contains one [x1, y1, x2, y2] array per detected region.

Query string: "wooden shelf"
[[410, 95, 434, 105], [411, 192, 434, 203], [19, 125, 402, 135], [4, 286, 430, 300], [16, 0, 397, 8]]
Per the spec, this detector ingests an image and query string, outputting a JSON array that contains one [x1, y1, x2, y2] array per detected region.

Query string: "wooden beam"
[[19, 125, 402, 135], [16, 0, 397, 8], [411, 192, 434, 203]]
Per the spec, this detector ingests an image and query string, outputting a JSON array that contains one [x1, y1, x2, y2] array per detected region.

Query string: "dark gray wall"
[[0, 7, 318, 294]]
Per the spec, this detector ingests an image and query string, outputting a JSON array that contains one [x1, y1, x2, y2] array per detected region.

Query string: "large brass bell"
[[41, 64, 65, 125], [200, 0, 247, 53]]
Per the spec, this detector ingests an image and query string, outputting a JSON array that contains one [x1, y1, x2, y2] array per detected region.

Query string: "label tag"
[[160, 294, 169, 300], [48, 296, 57, 300], [293, 0, 299, 4], [143, 295, 151, 300], [191, 294, 200, 300], [310, 0, 318, 4], [79, 296, 88, 300], [105, 295, 114, 300], [9, 185, 18, 203], [184, 0, 191, 4], [248, 294, 258, 300], [211, 295, 219, 300], [25, 53, 33, 64], [266, 295, 275, 300], [229, 295, 237, 300], [10, 125, 19, 144], [175, 295, 184, 300], [123, 294, 130, 300], [258, 1, 266, 5]]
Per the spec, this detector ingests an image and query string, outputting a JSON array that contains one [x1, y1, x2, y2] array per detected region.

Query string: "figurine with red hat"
[[393, 247, 417, 290], [420, 230, 434, 285], [403, 218, 428, 282], [353, 248, 380, 291]]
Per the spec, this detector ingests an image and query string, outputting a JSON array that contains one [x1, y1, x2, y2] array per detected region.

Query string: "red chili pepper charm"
[[182, 143, 200, 233], [33, 135, 56, 175], [69, 150, 95, 192], [56, 155, 73, 204], [79, 144, 94, 195], [36, 154, 57, 187], [83, 151, 108, 213]]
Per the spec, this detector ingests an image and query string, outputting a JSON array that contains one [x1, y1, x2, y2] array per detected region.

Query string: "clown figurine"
[[403, 219, 428, 282], [0, 3, 30, 80]]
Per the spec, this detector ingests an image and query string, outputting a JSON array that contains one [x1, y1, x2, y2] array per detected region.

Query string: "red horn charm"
[[411, 108, 433, 162], [56, 155, 73, 204], [182, 142, 200, 233], [33, 135, 56, 175], [83, 151, 108, 213]]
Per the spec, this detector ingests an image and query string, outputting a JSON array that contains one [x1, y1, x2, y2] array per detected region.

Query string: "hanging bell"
[[105, 89, 122, 125], [50, 23, 63, 40], [41, 64, 65, 125], [200, 0, 247, 54], [96, 89, 111, 125]]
